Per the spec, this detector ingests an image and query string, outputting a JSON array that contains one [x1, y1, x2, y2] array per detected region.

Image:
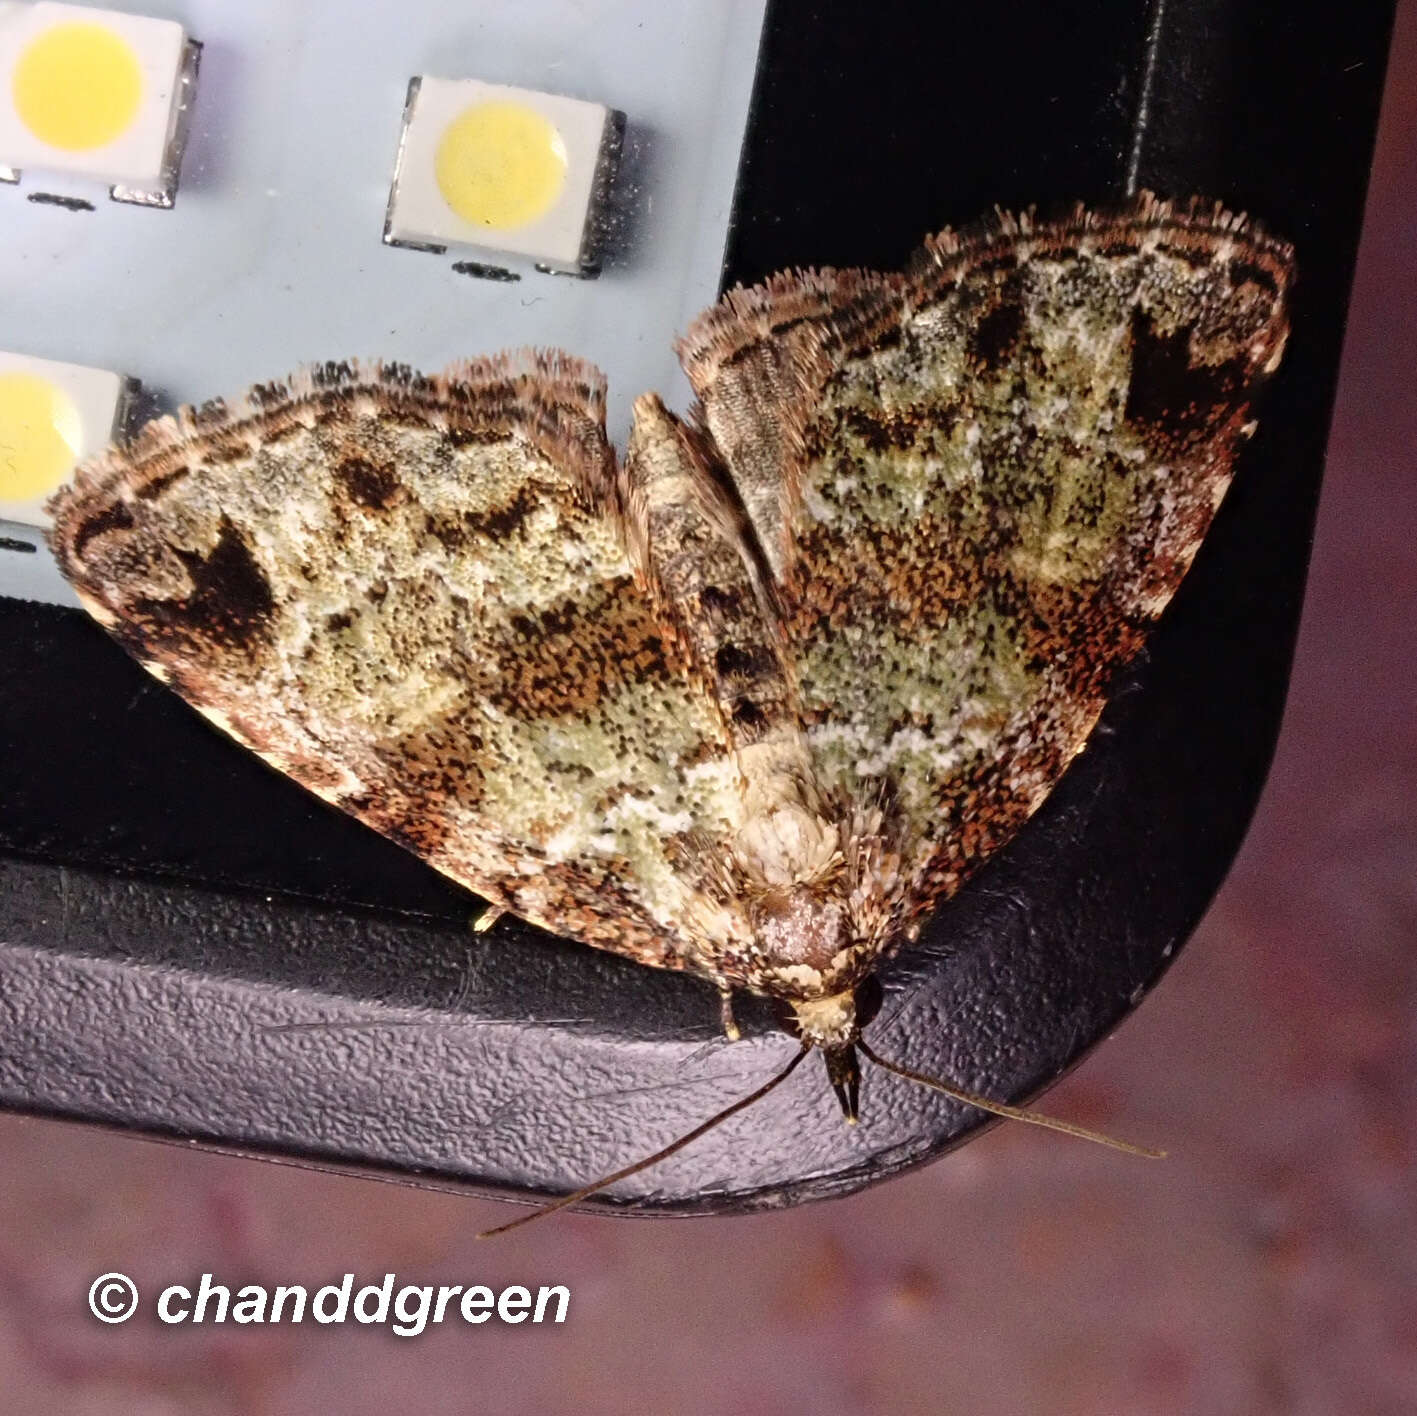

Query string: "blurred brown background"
[[3, 6, 1415, 1412]]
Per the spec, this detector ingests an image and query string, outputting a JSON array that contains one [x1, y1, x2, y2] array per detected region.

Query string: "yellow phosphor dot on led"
[[11, 21, 144, 152], [386, 77, 621, 272], [0, 372, 84, 503], [434, 101, 568, 230]]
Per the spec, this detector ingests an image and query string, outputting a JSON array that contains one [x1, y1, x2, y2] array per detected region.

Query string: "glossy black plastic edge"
[[0, 0, 1398, 1216]]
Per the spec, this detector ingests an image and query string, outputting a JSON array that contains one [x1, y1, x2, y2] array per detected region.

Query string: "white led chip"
[[0, 1, 198, 206], [385, 76, 623, 275], [0, 350, 128, 528]]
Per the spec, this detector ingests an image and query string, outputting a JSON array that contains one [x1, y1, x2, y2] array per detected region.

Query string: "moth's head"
[[777, 976, 883, 1123]]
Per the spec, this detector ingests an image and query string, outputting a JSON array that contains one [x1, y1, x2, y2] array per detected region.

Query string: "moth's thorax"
[[732, 735, 871, 997], [736, 798, 839, 886]]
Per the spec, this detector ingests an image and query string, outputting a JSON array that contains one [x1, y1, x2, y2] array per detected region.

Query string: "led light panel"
[[0, 0, 195, 202], [0, 349, 128, 528], [2, 0, 768, 605], [386, 76, 623, 274]]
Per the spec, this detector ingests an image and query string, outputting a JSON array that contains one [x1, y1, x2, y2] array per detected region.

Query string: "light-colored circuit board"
[[0, 0, 766, 603]]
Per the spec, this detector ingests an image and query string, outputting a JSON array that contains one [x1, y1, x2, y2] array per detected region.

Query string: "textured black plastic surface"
[[0, 0, 1397, 1216]]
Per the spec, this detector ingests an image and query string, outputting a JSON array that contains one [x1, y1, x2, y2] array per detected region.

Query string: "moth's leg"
[[471, 905, 506, 934], [718, 984, 741, 1042]]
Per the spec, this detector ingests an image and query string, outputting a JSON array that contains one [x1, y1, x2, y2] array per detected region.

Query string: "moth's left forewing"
[[48, 358, 754, 975], [680, 197, 1295, 928]]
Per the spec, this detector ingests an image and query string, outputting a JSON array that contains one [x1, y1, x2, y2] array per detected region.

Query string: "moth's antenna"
[[857, 1040, 1164, 1159], [478, 1045, 810, 1239]]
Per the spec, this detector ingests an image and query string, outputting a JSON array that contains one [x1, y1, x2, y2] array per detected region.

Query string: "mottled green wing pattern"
[[680, 197, 1294, 927], [47, 196, 1296, 1008], [48, 357, 756, 973]]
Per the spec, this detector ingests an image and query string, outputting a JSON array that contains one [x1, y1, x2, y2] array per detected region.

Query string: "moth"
[[48, 194, 1293, 1233]]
